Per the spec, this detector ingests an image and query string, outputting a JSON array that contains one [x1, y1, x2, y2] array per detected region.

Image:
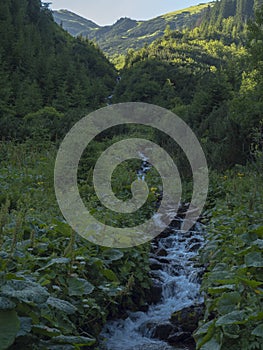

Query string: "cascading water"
[[136, 152, 152, 180], [100, 157, 205, 350]]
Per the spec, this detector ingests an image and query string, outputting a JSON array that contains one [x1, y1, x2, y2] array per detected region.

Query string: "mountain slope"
[[111, 0, 263, 168], [0, 0, 116, 140], [202, 0, 263, 31], [53, 3, 215, 55], [53, 9, 99, 35]]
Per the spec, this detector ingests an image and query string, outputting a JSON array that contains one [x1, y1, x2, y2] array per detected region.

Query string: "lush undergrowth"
[[0, 141, 152, 350], [196, 159, 263, 350]]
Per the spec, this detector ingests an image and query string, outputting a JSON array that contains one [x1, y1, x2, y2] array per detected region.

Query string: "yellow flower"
[[37, 181, 44, 185], [237, 173, 245, 178]]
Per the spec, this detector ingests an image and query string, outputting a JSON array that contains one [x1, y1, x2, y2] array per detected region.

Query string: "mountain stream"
[[100, 156, 205, 350]]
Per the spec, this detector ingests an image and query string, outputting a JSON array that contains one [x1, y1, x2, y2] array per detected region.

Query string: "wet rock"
[[188, 243, 202, 252], [170, 263, 182, 272], [151, 242, 158, 250], [156, 248, 168, 257], [158, 257, 170, 264], [168, 331, 192, 343], [149, 270, 162, 280], [149, 258, 163, 270], [196, 269, 205, 283], [169, 218, 182, 229], [146, 279, 162, 304], [138, 321, 156, 336], [170, 304, 205, 333], [152, 322, 175, 340], [158, 228, 171, 238], [139, 304, 149, 312], [184, 231, 194, 238], [162, 237, 175, 248], [189, 237, 201, 244]]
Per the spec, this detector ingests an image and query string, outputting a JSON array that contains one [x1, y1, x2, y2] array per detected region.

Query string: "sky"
[[50, 0, 211, 26]]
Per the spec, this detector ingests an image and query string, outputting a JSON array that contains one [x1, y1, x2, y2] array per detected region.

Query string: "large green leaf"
[[0, 296, 16, 310], [32, 325, 61, 337], [252, 239, 263, 249], [216, 310, 247, 326], [37, 258, 70, 271], [252, 324, 263, 338], [222, 324, 240, 339], [195, 320, 215, 336], [52, 335, 95, 346], [248, 311, 263, 322], [252, 226, 263, 239], [217, 292, 241, 314], [208, 284, 236, 294], [67, 277, 94, 296], [0, 310, 20, 350], [102, 268, 119, 282], [238, 277, 262, 288], [102, 249, 124, 261], [1, 279, 49, 304], [52, 220, 73, 236], [245, 252, 263, 267], [200, 337, 221, 350], [47, 297, 77, 315], [17, 317, 32, 337]]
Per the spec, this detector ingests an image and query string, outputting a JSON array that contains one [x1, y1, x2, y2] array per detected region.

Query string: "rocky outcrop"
[[169, 304, 204, 347], [170, 304, 205, 332], [149, 304, 204, 348]]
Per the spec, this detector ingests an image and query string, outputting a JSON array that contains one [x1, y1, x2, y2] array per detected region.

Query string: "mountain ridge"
[[53, 3, 215, 55]]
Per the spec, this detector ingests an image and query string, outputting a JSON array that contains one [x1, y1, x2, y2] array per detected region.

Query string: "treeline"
[[113, 5, 263, 170], [0, 0, 117, 140]]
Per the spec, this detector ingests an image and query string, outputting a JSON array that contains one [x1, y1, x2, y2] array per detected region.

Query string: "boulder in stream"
[[170, 303, 205, 333], [145, 278, 163, 305], [152, 322, 176, 340]]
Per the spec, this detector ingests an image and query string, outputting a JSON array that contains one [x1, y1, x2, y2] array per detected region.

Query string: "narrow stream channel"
[[100, 156, 205, 350]]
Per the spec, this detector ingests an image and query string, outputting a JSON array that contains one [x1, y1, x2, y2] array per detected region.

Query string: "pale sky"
[[50, 0, 212, 26]]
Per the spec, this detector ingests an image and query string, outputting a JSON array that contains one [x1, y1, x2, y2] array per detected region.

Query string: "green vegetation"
[[0, 0, 263, 349], [196, 160, 263, 349], [0, 1, 152, 349], [0, 0, 117, 140], [113, 2, 263, 170], [0, 140, 153, 349]]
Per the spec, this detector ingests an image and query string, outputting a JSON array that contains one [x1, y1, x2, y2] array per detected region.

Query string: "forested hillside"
[[200, 0, 263, 36], [113, 1, 263, 169], [0, 0, 263, 349], [0, 0, 117, 140]]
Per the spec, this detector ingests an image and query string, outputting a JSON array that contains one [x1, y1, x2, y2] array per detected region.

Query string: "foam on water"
[[100, 156, 205, 350], [100, 225, 205, 350]]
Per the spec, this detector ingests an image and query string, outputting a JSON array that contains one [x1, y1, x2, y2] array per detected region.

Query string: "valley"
[[0, 0, 262, 349]]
